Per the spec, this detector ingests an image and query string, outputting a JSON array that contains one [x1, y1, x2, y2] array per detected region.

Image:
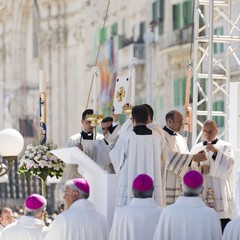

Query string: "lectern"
[[51, 147, 118, 226]]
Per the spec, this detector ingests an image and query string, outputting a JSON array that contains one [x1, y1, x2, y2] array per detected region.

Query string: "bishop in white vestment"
[[191, 120, 234, 231], [153, 170, 222, 240], [1, 194, 48, 240], [109, 174, 162, 240], [44, 178, 109, 240]]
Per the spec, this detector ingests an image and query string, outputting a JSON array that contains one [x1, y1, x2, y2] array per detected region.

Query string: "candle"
[[39, 70, 46, 93], [39, 69, 47, 144]]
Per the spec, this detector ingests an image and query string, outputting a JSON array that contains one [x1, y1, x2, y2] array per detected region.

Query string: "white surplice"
[[222, 216, 240, 240], [62, 132, 103, 180], [109, 198, 162, 240], [83, 139, 112, 173], [44, 199, 109, 240], [191, 139, 234, 219], [109, 129, 165, 207], [153, 196, 222, 240], [83, 125, 120, 173], [0, 216, 48, 240], [163, 127, 191, 205]]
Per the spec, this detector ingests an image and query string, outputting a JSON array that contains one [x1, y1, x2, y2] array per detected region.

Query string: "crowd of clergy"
[[0, 104, 239, 240]]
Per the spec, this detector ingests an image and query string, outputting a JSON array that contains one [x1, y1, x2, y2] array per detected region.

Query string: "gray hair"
[[182, 183, 203, 196], [65, 179, 89, 199], [132, 187, 154, 198], [25, 203, 46, 217]]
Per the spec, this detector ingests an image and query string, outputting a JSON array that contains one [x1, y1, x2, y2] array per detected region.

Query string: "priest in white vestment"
[[191, 119, 234, 232], [1, 194, 48, 240], [222, 216, 240, 239], [141, 105, 205, 206], [63, 109, 103, 180], [44, 178, 109, 240], [110, 105, 165, 207], [109, 174, 162, 240], [153, 170, 222, 240], [83, 116, 120, 173], [163, 110, 206, 205]]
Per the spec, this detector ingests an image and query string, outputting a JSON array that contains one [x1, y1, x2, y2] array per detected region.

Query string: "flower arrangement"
[[18, 142, 65, 181]]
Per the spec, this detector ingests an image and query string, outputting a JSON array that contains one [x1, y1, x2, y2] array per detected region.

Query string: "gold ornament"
[[116, 87, 125, 102], [86, 114, 104, 127], [205, 187, 215, 208]]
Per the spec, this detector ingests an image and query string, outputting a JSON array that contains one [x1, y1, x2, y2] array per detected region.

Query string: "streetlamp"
[[0, 128, 24, 176]]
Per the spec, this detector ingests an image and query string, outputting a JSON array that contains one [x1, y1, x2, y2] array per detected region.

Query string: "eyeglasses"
[[203, 130, 215, 134]]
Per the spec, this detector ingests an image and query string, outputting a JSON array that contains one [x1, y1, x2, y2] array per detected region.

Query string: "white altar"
[[51, 147, 118, 227]]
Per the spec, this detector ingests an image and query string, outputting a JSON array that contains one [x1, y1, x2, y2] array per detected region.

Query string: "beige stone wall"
[[0, 0, 239, 148]]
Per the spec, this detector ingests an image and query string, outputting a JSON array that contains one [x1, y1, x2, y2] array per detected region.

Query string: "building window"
[[19, 118, 35, 137], [214, 27, 224, 53], [174, 76, 193, 107], [152, 1, 158, 22], [159, 0, 165, 35], [111, 23, 118, 36], [137, 21, 146, 43], [212, 100, 224, 127], [173, 4, 181, 30], [99, 27, 107, 45], [183, 0, 193, 28]]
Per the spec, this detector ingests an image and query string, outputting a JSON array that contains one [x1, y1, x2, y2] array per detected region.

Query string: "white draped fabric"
[[163, 129, 191, 205], [191, 139, 234, 219], [153, 196, 222, 240], [1, 216, 48, 240], [109, 198, 162, 240], [222, 216, 240, 240], [44, 199, 109, 240], [110, 130, 165, 207]]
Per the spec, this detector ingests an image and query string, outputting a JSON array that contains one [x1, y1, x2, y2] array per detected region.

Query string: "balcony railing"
[[118, 43, 145, 69]]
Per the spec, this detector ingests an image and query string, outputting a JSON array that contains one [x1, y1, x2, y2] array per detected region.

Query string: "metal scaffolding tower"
[[192, 0, 240, 145]]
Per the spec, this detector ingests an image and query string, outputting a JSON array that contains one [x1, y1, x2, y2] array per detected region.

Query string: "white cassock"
[[83, 125, 120, 173], [109, 198, 162, 240], [191, 139, 234, 219], [153, 196, 222, 240], [163, 126, 192, 205], [110, 127, 165, 207], [62, 133, 103, 180], [64, 132, 103, 147], [0, 216, 48, 240], [44, 199, 109, 240], [222, 216, 240, 240], [83, 139, 112, 173]]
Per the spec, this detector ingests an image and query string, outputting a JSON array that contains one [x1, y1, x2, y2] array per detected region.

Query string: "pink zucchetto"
[[73, 178, 90, 194], [183, 170, 203, 189], [132, 174, 154, 192], [25, 194, 46, 210]]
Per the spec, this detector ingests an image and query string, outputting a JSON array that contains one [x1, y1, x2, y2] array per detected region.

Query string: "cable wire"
[[85, 0, 111, 110]]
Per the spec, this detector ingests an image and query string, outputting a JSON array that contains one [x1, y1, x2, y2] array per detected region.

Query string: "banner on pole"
[[113, 76, 131, 114]]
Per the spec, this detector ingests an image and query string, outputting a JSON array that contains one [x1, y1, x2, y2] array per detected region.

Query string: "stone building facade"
[[0, 0, 239, 209]]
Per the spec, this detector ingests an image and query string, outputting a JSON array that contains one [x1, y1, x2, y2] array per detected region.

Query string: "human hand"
[[111, 106, 118, 122], [76, 143, 83, 151], [201, 164, 210, 175], [205, 143, 218, 153], [108, 163, 115, 174], [192, 150, 207, 163]]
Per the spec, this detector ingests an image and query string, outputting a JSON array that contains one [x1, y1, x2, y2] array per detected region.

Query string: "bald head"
[[202, 120, 218, 142]]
